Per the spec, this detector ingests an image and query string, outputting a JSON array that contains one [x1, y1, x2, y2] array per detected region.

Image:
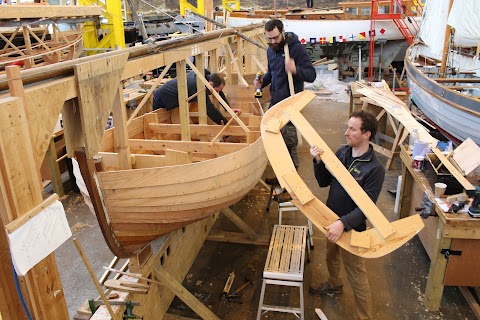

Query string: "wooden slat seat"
[[257, 225, 307, 320]]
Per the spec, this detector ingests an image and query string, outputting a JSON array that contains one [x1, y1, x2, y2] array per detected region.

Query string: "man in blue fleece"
[[309, 110, 385, 320], [257, 19, 316, 169], [153, 71, 240, 125]]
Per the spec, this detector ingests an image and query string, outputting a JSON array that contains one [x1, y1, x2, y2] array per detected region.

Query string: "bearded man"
[[256, 18, 316, 169]]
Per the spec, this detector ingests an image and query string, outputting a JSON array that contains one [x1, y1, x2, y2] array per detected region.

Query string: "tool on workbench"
[[88, 300, 143, 319], [254, 72, 263, 98], [467, 186, 480, 218]]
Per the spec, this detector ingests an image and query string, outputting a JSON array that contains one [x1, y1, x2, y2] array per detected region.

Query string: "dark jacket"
[[152, 71, 229, 125], [261, 32, 316, 106], [313, 145, 385, 232]]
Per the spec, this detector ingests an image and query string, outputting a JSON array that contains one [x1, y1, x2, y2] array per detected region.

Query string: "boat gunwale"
[[405, 45, 480, 117]]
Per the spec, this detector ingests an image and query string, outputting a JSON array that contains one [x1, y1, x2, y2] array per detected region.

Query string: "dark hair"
[[265, 19, 284, 32], [209, 73, 225, 88], [350, 110, 377, 141]]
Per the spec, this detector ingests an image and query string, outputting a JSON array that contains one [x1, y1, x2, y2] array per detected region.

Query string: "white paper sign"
[[7, 200, 72, 276]]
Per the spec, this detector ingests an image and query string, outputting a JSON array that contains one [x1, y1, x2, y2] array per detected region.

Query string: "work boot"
[[309, 282, 343, 295]]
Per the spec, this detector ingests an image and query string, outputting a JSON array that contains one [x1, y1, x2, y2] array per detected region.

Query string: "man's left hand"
[[285, 58, 297, 75], [325, 220, 345, 243], [232, 108, 242, 115]]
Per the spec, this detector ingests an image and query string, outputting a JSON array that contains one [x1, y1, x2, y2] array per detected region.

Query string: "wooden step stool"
[[279, 202, 314, 261], [256, 225, 307, 320]]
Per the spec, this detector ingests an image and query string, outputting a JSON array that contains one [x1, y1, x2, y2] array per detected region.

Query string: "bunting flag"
[[370, 30, 376, 37], [380, 28, 386, 35], [328, 36, 336, 43], [300, 37, 307, 44], [309, 38, 317, 45], [359, 32, 366, 40], [338, 35, 347, 42], [349, 34, 356, 41], [319, 37, 327, 44]]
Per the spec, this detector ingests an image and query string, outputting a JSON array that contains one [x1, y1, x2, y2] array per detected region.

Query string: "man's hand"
[[325, 220, 345, 243], [285, 58, 297, 75], [253, 78, 260, 88], [232, 108, 242, 115], [310, 145, 323, 162]]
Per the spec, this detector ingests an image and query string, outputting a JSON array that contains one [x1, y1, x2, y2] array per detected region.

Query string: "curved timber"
[[261, 91, 424, 258]]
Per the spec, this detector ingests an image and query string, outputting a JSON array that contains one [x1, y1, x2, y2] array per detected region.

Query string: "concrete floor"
[[54, 98, 476, 319]]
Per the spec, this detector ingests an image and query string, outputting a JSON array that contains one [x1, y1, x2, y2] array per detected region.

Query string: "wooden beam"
[[433, 78, 480, 83], [176, 60, 191, 141], [149, 123, 259, 136], [221, 207, 259, 240], [153, 268, 220, 320], [0, 5, 102, 19]]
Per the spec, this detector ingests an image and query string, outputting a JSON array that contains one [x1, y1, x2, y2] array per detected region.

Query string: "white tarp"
[[447, 0, 480, 47]]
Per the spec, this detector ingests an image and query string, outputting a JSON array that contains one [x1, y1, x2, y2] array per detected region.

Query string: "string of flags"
[[300, 28, 386, 45]]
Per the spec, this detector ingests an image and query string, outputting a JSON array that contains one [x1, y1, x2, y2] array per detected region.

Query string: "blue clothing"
[[261, 32, 316, 106], [152, 71, 229, 125]]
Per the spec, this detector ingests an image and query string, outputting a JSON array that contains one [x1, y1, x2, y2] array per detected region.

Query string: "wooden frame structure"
[[0, 5, 103, 71], [0, 25, 267, 319], [261, 91, 425, 258]]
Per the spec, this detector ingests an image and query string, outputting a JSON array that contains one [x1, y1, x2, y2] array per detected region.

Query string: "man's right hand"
[[310, 145, 324, 162], [253, 78, 260, 88]]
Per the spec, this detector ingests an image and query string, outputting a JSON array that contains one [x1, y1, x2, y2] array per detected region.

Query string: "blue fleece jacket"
[[261, 32, 316, 106]]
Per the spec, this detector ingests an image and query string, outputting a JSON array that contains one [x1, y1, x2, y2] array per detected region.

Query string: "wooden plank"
[[23, 77, 71, 170], [431, 147, 475, 191], [206, 230, 270, 245], [459, 287, 480, 319], [149, 123, 258, 136], [112, 86, 132, 170], [350, 231, 371, 249], [74, 52, 129, 158], [108, 267, 221, 320], [0, 67, 69, 320], [128, 139, 248, 157], [195, 54, 208, 126], [5, 194, 58, 234], [433, 78, 480, 83], [176, 60, 191, 141], [46, 138, 65, 196], [184, 58, 250, 132], [284, 107, 395, 239], [0, 5, 102, 19], [282, 170, 315, 205], [165, 149, 192, 166]]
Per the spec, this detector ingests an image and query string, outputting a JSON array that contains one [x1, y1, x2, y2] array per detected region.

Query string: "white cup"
[[413, 155, 425, 172], [434, 182, 447, 197]]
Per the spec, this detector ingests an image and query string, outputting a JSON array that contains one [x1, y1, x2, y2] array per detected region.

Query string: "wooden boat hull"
[[405, 45, 480, 145], [261, 91, 424, 258], [97, 136, 267, 248]]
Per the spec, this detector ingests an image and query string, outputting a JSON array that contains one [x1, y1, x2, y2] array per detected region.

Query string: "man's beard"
[[268, 38, 286, 53]]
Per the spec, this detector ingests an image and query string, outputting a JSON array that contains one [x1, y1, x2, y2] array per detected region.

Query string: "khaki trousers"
[[326, 241, 373, 320]]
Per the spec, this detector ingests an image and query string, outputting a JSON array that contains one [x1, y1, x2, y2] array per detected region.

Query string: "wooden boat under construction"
[[78, 84, 268, 258], [0, 25, 268, 260], [261, 90, 425, 258]]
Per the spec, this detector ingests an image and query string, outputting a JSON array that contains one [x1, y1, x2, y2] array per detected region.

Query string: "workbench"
[[398, 146, 480, 313]]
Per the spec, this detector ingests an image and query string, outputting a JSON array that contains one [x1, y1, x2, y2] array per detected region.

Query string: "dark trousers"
[[281, 122, 299, 169]]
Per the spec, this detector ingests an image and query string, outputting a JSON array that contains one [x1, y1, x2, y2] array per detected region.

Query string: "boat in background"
[[405, 0, 480, 145]]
